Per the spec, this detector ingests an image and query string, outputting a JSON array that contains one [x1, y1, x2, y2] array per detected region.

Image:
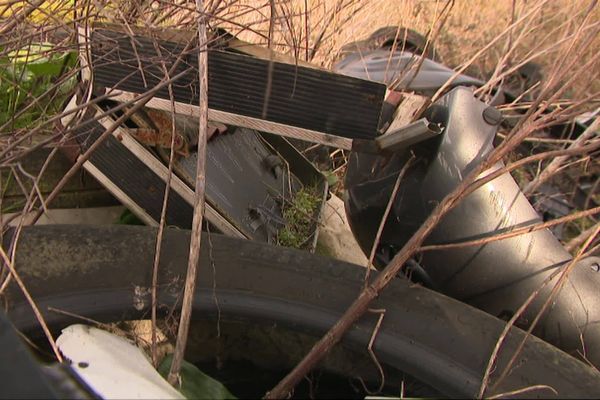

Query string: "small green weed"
[[277, 186, 321, 249]]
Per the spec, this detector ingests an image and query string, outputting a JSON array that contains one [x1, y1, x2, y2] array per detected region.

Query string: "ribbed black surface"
[[92, 28, 385, 139], [74, 120, 193, 228], [177, 127, 289, 242]]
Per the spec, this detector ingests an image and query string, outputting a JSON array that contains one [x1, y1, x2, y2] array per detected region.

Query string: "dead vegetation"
[[0, 0, 599, 398]]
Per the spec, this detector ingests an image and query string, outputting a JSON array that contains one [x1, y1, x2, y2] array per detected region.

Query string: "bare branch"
[[523, 117, 600, 195], [167, 0, 209, 385]]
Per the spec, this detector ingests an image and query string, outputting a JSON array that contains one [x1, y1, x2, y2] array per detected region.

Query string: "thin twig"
[[487, 384, 558, 399], [0, 0, 45, 35], [476, 262, 567, 398], [430, 0, 549, 104], [495, 131, 576, 145], [565, 223, 599, 252], [365, 308, 386, 394], [150, 38, 180, 368], [365, 155, 415, 282], [261, 0, 276, 120], [419, 206, 600, 253], [523, 117, 600, 195]]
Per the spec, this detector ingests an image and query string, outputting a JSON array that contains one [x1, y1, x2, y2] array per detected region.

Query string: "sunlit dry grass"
[[209, 0, 600, 98]]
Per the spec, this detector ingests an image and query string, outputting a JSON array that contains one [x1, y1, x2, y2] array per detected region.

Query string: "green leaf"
[[0, 42, 77, 129], [158, 354, 237, 400], [7, 43, 76, 78]]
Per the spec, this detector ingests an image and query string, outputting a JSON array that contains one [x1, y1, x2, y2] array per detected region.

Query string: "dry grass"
[[213, 0, 600, 97], [0, 0, 599, 395]]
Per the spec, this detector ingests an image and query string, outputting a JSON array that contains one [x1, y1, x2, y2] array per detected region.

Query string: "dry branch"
[[150, 41, 180, 367], [0, 0, 45, 35], [566, 223, 599, 252], [419, 206, 600, 252], [523, 117, 600, 195], [364, 154, 414, 282], [167, 0, 209, 385]]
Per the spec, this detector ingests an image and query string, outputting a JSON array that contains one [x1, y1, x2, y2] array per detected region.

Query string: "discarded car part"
[[344, 86, 600, 370], [352, 118, 442, 154], [153, 111, 327, 249], [376, 118, 442, 152], [56, 325, 184, 399], [482, 106, 503, 126], [334, 49, 484, 96], [62, 99, 239, 234], [61, 94, 327, 248], [337, 26, 440, 63], [88, 23, 386, 147], [87, 25, 443, 155], [0, 310, 95, 399], [6, 225, 600, 398]]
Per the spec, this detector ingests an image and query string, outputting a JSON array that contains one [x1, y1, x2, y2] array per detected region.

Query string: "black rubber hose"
[[4, 225, 600, 398]]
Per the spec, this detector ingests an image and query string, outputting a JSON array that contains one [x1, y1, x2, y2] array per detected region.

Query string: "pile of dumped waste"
[[1, 23, 599, 399]]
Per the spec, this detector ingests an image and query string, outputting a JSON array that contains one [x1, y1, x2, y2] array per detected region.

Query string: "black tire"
[[4, 225, 600, 398], [368, 26, 439, 61], [338, 26, 439, 63]]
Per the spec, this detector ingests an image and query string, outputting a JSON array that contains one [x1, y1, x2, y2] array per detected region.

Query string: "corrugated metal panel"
[[91, 28, 385, 140], [72, 104, 326, 248], [74, 119, 194, 228]]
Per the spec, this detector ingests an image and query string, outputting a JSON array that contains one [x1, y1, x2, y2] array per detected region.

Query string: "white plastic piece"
[[56, 324, 184, 399]]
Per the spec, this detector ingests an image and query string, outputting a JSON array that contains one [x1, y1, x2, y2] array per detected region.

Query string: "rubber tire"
[[368, 26, 439, 61], [4, 225, 600, 398], [337, 26, 439, 63]]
